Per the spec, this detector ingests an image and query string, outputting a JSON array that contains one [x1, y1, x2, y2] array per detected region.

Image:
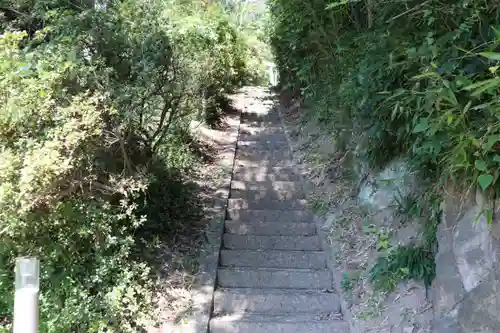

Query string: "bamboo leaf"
[[462, 77, 500, 91], [446, 88, 458, 105], [487, 209, 493, 224], [479, 52, 500, 61], [492, 26, 500, 41], [412, 71, 440, 80]]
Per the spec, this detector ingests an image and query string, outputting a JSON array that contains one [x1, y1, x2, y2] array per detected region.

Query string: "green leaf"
[[413, 118, 429, 133], [479, 52, 500, 61], [412, 71, 440, 80], [462, 101, 472, 114], [391, 102, 400, 121], [363, 224, 376, 234], [478, 174, 493, 190], [446, 88, 458, 105], [471, 137, 481, 147], [471, 78, 500, 97], [483, 135, 500, 151], [471, 103, 492, 111], [492, 26, 500, 40], [378, 239, 388, 250], [325, 0, 350, 9], [486, 209, 493, 225], [455, 75, 472, 88], [446, 113, 454, 125], [462, 77, 500, 92], [475, 159, 487, 171], [493, 155, 500, 163], [473, 209, 493, 225]]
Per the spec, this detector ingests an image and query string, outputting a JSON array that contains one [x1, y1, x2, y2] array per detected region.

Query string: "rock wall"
[[432, 189, 500, 333], [283, 118, 434, 332], [353, 158, 433, 333], [356, 162, 500, 333], [280, 100, 500, 333]]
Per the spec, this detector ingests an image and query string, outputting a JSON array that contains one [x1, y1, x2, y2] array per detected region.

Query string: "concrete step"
[[239, 123, 281, 131], [222, 234, 322, 251], [240, 113, 272, 121], [230, 180, 303, 192], [227, 198, 308, 211], [225, 220, 316, 236], [236, 147, 290, 158], [232, 166, 302, 182], [238, 132, 288, 143], [235, 148, 291, 159], [229, 190, 305, 202], [217, 267, 332, 289], [213, 288, 341, 314], [220, 249, 326, 269], [240, 117, 279, 125], [234, 157, 293, 169], [230, 180, 305, 200], [210, 313, 348, 333], [226, 209, 313, 223], [239, 126, 284, 135], [234, 157, 294, 168], [237, 140, 289, 151]]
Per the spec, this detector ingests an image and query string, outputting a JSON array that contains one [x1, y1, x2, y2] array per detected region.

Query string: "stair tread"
[[214, 288, 341, 314], [222, 234, 321, 251], [232, 166, 302, 181], [212, 313, 344, 322], [229, 180, 305, 200], [217, 267, 332, 289], [224, 220, 316, 236], [210, 313, 348, 333], [207, 97, 347, 333], [226, 209, 314, 223], [220, 249, 326, 269], [227, 198, 308, 210]]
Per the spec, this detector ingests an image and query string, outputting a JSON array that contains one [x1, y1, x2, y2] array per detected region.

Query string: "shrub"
[[269, 0, 500, 289], [269, 0, 500, 194], [0, 0, 261, 331]]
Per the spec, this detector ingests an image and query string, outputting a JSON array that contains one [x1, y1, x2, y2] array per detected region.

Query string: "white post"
[[13, 257, 39, 333], [273, 66, 278, 87], [267, 62, 278, 87]]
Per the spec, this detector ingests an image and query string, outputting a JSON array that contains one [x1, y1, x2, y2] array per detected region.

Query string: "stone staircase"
[[208, 90, 348, 333]]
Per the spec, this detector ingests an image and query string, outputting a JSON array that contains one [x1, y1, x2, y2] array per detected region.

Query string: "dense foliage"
[[269, 0, 500, 291], [270, 0, 500, 196], [0, 0, 264, 331]]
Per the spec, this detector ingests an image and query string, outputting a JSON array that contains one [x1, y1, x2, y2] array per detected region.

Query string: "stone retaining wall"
[[279, 97, 500, 333], [432, 189, 500, 333]]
